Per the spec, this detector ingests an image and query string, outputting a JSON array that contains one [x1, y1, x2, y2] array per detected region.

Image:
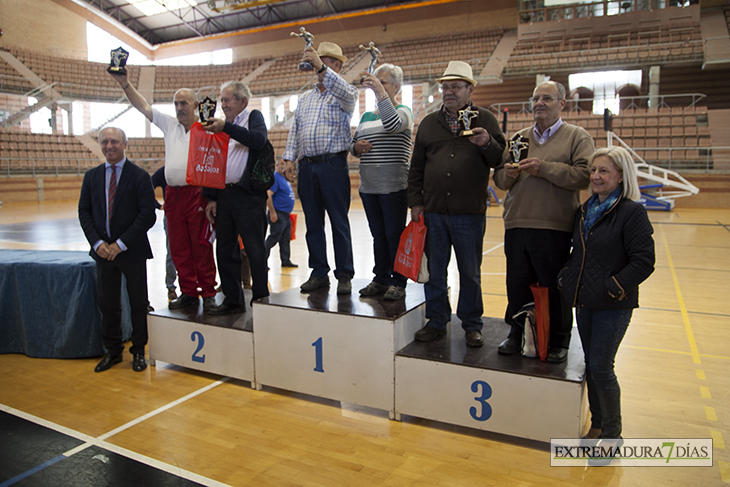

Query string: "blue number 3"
[[469, 380, 492, 421], [191, 331, 206, 363]]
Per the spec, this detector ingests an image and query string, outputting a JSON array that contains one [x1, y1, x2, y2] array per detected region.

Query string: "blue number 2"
[[469, 380, 492, 421], [191, 331, 206, 363], [312, 337, 324, 373]]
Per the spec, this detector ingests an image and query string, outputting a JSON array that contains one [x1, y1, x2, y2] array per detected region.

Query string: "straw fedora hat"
[[436, 61, 477, 86], [316, 42, 347, 64]]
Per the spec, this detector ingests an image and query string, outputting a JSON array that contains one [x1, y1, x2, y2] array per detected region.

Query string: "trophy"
[[199, 96, 216, 125], [290, 27, 314, 71], [107, 47, 129, 75], [458, 106, 478, 137], [359, 42, 381, 75], [509, 133, 530, 167]]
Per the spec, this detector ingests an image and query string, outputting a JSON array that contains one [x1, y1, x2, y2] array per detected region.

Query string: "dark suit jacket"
[[78, 158, 156, 263]]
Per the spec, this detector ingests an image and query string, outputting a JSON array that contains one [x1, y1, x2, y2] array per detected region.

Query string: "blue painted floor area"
[[0, 411, 203, 487]]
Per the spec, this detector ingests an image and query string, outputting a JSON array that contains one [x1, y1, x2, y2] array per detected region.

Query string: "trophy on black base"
[[199, 96, 216, 126], [509, 133, 530, 167], [458, 106, 478, 137], [359, 42, 381, 75], [107, 47, 129, 75], [290, 27, 314, 71]]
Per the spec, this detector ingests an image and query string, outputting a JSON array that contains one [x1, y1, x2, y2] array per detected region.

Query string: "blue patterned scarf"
[[583, 187, 622, 239]]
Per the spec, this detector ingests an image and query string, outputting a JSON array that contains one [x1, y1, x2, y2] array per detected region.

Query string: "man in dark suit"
[[78, 127, 156, 373]]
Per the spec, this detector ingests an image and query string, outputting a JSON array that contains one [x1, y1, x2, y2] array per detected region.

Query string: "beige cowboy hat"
[[436, 61, 477, 86], [317, 42, 347, 64]]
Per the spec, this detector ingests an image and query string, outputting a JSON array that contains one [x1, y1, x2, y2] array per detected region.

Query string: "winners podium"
[[148, 280, 587, 442]]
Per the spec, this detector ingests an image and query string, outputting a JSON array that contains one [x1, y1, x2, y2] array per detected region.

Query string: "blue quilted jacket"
[[558, 197, 655, 310]]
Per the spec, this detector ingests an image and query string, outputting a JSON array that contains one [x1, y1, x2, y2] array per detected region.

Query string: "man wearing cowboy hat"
[[408, 61, 505, 347], [493, 80, 593, 363], [283, 42, 359, 295]]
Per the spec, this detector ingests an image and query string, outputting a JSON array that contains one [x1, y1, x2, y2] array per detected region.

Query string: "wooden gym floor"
[[0, 199, 728, 486]]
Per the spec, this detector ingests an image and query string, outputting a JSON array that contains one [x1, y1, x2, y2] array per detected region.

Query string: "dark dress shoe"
[[337, 277, 352, 295], [547, 347, 569, 363], [208, 302, 244, 315], [95, 354, 122, 373], [414, 325, 446, 342], [132, 353, 147, 372], [300, 276, 330, 293], [282, 262, 299, 268], [169, 294, 199, 309], [498, 337, 521, 355], [465, 330, 484, 347]]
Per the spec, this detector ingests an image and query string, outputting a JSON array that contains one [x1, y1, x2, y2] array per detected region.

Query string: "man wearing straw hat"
[[283, 42, 359, 295], [408, 61, 505, 348]]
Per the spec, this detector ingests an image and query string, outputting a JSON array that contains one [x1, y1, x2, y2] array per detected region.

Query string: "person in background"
[[265, 158, 298, 269], [151, 166, 177, 301], [351, 63, 413, 301]]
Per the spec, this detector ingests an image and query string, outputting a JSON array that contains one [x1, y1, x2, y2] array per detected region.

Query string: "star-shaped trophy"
[[458, 106, 479, 137], [290, 27, 314, 71], [199, 96, 216, 125], [107, 47, 129, 75], [509, 133, 530, 167]]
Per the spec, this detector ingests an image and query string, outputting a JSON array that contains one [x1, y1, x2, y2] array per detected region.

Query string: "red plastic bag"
[[393, 219, 427, 282], [186, 121, 230, 189], [289, 213, 297, 240], [529, 284, 551, 362]]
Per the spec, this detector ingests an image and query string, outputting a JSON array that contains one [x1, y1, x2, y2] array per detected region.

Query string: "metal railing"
[[518, 0, 692, 24], [490, 93, 707, 115]]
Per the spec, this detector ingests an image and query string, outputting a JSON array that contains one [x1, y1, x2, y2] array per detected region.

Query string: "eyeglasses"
[[530, 95, 558, 104], [440, 83, 469, 94]]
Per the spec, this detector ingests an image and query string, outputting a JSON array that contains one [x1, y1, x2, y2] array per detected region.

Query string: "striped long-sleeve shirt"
[[351, 97, 413, 194], [283, 68, 358, 161]]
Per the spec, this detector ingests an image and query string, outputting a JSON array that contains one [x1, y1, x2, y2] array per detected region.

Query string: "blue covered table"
[[0, 250, 131, 358]]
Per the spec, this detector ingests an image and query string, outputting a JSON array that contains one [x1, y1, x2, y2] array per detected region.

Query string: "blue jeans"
[[577, 308, 633, 439], [360, 189, 407, 288], [423, 212, 485, 332], [163, 215, 177, 291], [298, 154, 354, 280], [265, 209, 292, 264]]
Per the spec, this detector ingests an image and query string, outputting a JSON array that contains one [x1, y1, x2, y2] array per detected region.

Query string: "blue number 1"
[[191, 331, 206, 363], [469, 380, 492, 421], [312, 337, 324, 373]]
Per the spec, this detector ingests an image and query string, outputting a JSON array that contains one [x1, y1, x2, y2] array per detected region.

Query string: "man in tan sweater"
[[493, 81, 594, 363]]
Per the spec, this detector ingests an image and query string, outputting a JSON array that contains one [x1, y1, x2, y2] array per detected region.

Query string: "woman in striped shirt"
[[351, 63, 413, 301]]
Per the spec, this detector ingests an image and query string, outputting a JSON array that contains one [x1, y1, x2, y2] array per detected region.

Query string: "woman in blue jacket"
[[559, 146, 655, 442]]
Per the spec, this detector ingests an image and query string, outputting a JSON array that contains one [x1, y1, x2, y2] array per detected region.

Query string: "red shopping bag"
[[289, 213, 297, 240], [393, 219, 427, 282], [186, 121, 230, 189], [529, 284, 551, 362]]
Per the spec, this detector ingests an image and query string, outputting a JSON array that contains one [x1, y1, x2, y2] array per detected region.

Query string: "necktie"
[[108, 165, 117, 224]]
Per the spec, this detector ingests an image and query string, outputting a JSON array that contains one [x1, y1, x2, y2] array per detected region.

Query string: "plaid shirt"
[[283, 68, 358, 161], [443, 105, 461, 135]]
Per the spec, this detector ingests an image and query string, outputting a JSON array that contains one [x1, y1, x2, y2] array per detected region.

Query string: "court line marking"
[[483, 242, 504, 255], [623, 345, 730, 361], [0, 377, 232, 487], [660, 226, 702, 365]]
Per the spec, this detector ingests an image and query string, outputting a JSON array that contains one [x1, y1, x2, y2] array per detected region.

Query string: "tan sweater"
[[493, 123, 594, 232]]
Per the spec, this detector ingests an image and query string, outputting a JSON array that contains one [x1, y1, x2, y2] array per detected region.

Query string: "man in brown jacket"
[[407, 61, 505, 347], [493, 80, 594, 362]]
